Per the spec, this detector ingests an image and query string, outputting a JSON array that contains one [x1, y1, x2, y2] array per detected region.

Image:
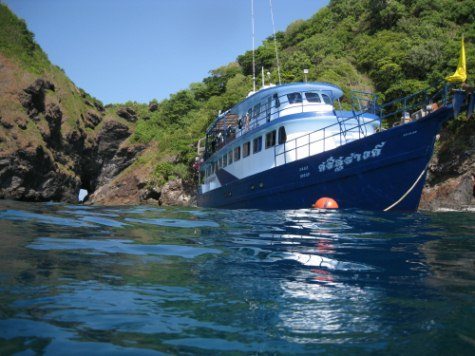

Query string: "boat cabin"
[[200, 82, 379, 194]]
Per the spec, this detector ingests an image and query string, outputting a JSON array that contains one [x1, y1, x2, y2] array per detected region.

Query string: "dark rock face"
[[420, 119, 475, 211], [95, 144, 145, 187], [18, 78, 54, 119], [97, 121, 130, 160], [83, 110, 102, 129], [80, 120, 143, 191], [0, 146, 79, 201], [116, 107, 137, 122], [1, 110, 142, 203], [44, 103, 62, 148], [140, 185, 161, 201]]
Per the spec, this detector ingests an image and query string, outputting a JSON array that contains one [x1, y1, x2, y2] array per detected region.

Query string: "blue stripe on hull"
[[198, 108, 452, 211]]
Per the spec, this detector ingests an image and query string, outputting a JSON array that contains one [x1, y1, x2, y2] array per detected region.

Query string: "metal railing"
[[274, 83, 456, 167], [274, 112, 380, 166]]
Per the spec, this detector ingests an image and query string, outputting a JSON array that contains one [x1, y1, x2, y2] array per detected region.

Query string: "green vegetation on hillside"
[[0, 4, 50, 74], [0, 4, 112, 142]]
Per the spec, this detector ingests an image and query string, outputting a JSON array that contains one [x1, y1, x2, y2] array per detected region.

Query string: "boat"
[[196, 81, 464, 211]]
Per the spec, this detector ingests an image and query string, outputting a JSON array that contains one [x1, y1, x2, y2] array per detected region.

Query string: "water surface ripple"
[[0, 200, 474, 354]]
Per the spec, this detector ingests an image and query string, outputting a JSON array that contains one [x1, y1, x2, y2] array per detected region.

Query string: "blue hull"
[[197, 107, 453, 211]]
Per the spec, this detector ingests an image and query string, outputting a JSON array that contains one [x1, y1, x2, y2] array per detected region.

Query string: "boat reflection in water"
[[230, 209, 384, 341]]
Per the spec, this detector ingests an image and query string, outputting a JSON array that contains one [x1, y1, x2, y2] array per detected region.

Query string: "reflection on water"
[[0, 200, 474, 354]]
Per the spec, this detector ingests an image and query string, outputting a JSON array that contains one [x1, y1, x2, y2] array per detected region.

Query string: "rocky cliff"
[[0, 4, 196, 206], [420, 117, 475, 211], [0, 54, 146, 203]]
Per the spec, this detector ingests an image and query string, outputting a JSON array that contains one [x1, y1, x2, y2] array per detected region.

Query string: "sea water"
[[0, 200, 474, 354]]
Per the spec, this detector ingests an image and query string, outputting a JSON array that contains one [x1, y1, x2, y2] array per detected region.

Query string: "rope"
[[383, 166, 427, 211]]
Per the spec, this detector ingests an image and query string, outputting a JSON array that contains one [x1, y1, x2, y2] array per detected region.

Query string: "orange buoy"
[[312, 197, 339, 209]]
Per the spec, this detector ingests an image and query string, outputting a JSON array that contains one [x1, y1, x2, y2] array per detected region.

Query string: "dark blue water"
[[0, 200, 474, 354]]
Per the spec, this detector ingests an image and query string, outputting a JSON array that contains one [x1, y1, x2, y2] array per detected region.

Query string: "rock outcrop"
[[0, 145, 79, 201], [96, 144, 146, 188], [88, 165, 195, 207], [83, 110, 102, 129], [88, 163, 152, 205], [420, 173, 474, 210], [159, 179, 194, 206], [18, 78, 54, 120], [116, 107, 137, 122], [420, 118, 475, 211]]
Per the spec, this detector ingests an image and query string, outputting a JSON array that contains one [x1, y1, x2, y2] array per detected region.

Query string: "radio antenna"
[[269, 0, 282, 84], [251, 0, 256, 92]]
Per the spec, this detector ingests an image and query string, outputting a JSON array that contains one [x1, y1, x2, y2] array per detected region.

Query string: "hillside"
[[1, 0, 474, 209], [0, 4, 144, 202]]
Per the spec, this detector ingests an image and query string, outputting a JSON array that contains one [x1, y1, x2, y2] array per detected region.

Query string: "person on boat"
[[245, 112, 250, 131]]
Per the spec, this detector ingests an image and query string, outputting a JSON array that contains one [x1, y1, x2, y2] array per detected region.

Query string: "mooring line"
[[383, 167, 428, 211]]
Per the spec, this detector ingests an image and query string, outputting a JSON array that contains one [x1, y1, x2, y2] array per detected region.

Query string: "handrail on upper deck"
[[273, 83, 459, 166]]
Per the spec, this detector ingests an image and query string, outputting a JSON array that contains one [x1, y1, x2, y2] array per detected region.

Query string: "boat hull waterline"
[[197, 107, 452, 211]]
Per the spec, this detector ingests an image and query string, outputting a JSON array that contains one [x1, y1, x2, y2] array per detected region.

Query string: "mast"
[[269, 0, 282, 85], [251, 0, 256, 92]]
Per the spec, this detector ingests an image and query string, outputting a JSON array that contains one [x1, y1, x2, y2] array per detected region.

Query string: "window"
[[287, 92, 302, 104], [273, 93, 280, 108], [305, 92, 321, 103], [253, 136, 262, 153], [222, 154, 227, 167], [265, 130, 276, 149], [321, 94, 332, 105], [278, 126, 287, 145], [253, 103, 261, 119], [243, 141, 251, 157], [227, 151, 233, 165], [234, 146, 241, 161]]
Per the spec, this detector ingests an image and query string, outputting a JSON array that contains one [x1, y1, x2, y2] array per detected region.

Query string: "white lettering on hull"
[[318, 142, 386, 173]]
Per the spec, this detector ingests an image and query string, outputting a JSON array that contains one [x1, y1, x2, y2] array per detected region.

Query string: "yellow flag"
[[446, 36, 467, 83]]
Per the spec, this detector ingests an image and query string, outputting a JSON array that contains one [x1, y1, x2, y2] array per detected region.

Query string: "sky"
[[4, 0, 329, 104]]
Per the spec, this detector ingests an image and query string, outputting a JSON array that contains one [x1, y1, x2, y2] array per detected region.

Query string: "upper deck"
[[204, 82, 345, 158]]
